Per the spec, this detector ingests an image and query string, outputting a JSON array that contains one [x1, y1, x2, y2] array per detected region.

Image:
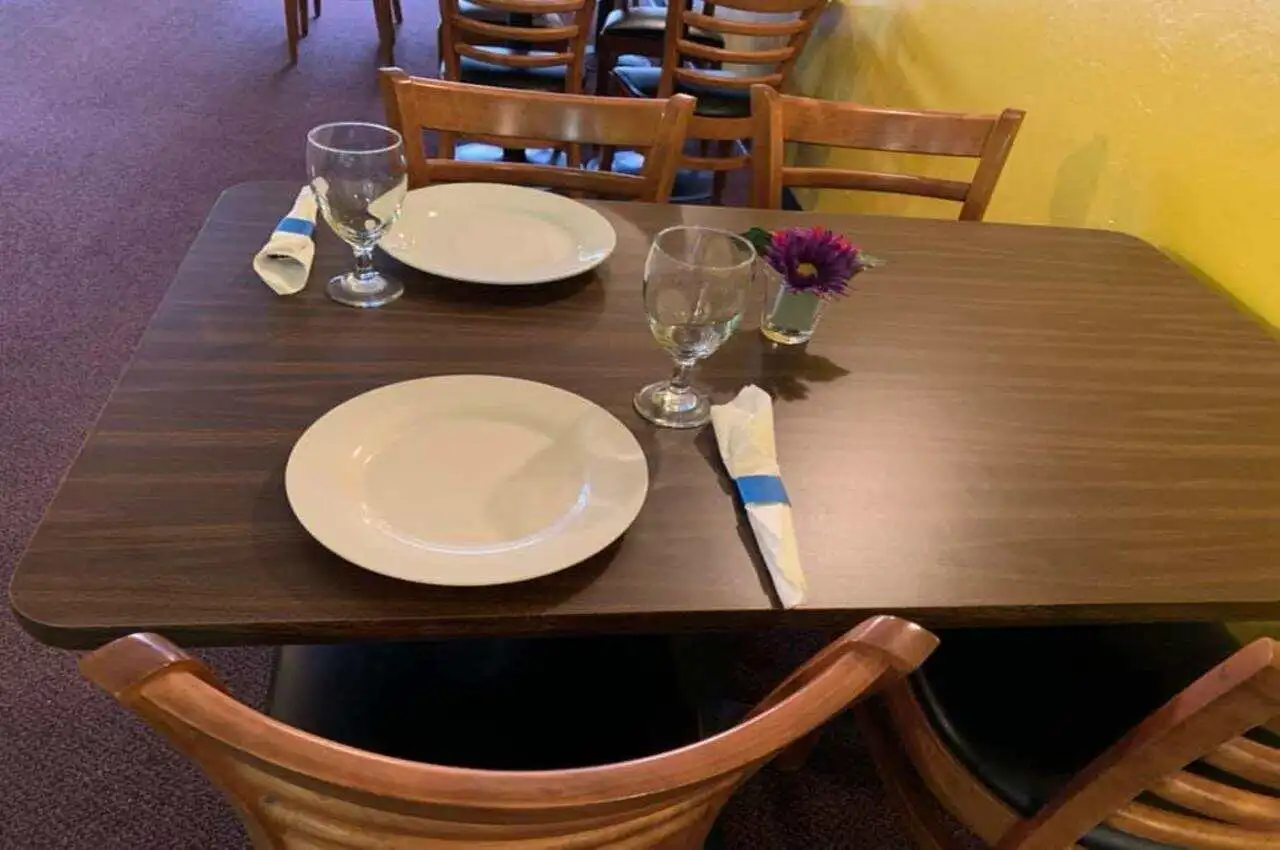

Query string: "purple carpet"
[[1, 1, 924, 846]]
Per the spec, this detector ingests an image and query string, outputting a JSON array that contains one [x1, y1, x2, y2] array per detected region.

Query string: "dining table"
[[10, 181, 1280, 649]]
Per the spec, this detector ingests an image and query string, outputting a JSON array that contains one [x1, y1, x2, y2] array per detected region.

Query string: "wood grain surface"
[[11, 181, 1280, 648]]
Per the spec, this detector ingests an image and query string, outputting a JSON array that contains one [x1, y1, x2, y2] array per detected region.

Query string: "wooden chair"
[[80, 616, 938, 849], [856, 624, 1280, 849], [750, 86, 1024, 220], [592, 0, 724, 97], [379, 70, 696, 201], [372, 0, 404, 65], [439, 0, 596, 94], [284, 0, 400, 65], [610, 0, 831, 204]]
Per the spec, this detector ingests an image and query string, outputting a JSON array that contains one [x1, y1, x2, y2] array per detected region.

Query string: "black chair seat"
[[267, 635, 701, 770], [449, 49, 570, 92], [913, 623, 1243, 850], [600, 6, 724, 46], [613, 65, 749, 118]]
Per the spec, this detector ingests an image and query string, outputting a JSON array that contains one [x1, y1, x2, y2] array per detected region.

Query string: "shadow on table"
[[380, 253, 604, 310], [705, 330, 851, 402]]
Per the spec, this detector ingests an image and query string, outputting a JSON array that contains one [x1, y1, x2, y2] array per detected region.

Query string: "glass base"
[[761, 288, 823, 345], [634, 379, 710, 429], [760, 323, 815, 345], [326, 270, 403, 309]]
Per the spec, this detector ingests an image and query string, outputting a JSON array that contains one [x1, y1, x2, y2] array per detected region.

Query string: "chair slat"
[[450, 16, 579, 42], [780, 99, 997, 155], [677, 39, 793, 65], [682, 10, 811, 37], [454, 43, 575, 68], [673, 67, 781, 90], [423, 160, 644, 198], [1150, 771, 1280, 829], [781, 166, 970, 202], [1109, 801, 1280, 850], [1205, 738, 1280, 792]]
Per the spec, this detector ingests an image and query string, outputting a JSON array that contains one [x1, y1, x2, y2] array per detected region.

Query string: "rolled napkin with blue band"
[[711, 385, 807, 608], [253, 186, 318, 295]]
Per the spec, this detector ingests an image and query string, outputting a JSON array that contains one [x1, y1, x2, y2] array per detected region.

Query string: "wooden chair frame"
[[439, 0, 596, 95], [612, 0, 830, 202], [593, 0, 720, 96], [284, 0, 398, 65], [81, 616, 938, 849], [750, 85, 1024, 220], [379, 70, 696, 201], [856, 637, 1280, 849]]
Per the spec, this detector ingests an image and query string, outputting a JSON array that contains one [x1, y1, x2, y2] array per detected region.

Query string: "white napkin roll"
[[710, 385, 807, 608], [253, 186, 318, 295]]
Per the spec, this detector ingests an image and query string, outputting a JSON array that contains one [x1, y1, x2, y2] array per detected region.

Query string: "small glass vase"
[[760, 265, 828, 345]]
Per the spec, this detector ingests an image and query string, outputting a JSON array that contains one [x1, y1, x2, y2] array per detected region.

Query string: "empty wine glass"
[[306, 122, 408, 308], [634, 226, 755, 429]]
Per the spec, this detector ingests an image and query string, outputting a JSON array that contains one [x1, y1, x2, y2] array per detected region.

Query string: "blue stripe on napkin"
[[275, 216, 315, 237], [734, 475, 789, 507]]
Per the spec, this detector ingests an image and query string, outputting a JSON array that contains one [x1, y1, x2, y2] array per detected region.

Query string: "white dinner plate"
[[379, 183, 617, 285], [285, 375, 648, 586]]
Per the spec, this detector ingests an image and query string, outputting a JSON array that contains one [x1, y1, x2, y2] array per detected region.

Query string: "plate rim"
[[284, 374, 649, 587], [379, 183, 618, 286]]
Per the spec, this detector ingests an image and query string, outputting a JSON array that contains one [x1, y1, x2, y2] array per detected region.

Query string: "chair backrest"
[[750, 85, 1025, 221], [1001, 637, 1280, 850], [80, 616, 937, 849], [656, 0, 830, 101], [439, 0, 596, 94], [379, 71, 696, 201]]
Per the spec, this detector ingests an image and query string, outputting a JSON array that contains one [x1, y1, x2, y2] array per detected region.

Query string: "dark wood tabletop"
[[11, 182, 1280, 648]]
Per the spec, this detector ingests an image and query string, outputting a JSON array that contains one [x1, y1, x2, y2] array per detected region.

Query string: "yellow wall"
[[791, 0, 1280, 326]]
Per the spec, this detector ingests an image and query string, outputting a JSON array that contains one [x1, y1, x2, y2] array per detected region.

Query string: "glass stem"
[[669, 359, 695, 393], [352, 244, 377, 288]]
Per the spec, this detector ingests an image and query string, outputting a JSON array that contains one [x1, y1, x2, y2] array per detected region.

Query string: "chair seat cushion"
[[612, 64, 749, 118], [267, 635, 701, 770], [449, 49, 570, 92], [913, 623, 1243, 850], [601, 6, 724, 46]]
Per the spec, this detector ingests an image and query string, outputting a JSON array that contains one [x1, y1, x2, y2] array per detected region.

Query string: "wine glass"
[[306, 122, 408, 308], [634, 226, 755, 429]]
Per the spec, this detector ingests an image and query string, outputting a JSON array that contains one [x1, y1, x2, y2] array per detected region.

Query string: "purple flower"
[[765, 226, 862, 298]]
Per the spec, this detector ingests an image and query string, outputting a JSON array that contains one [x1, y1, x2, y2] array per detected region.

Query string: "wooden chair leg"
[[284, 0, 301, 64], [299, 0, 309, 38], [600, 146, 616, 174], [594, 45, 615, 95], [373, 0, 395, 64], [392, 0, 404, 25], [313, 0, 322, 18]]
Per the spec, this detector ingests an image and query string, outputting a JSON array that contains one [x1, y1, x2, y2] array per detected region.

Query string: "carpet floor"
[[1, 1, 923, 846]]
